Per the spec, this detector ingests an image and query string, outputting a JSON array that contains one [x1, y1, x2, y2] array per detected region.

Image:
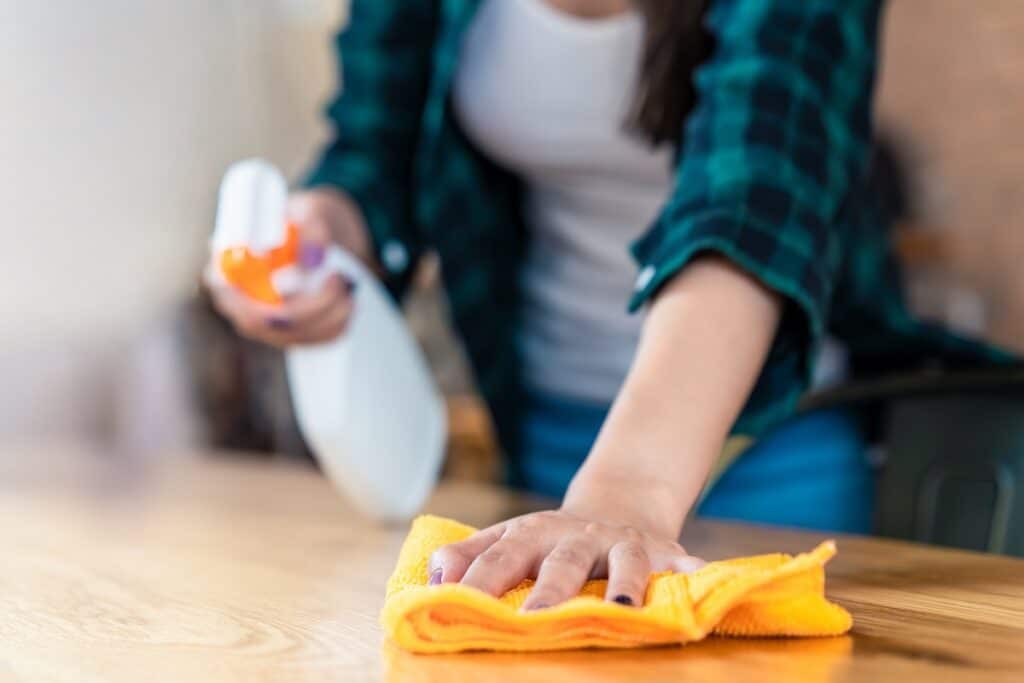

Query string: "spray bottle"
[[211, 159, 446, 522]]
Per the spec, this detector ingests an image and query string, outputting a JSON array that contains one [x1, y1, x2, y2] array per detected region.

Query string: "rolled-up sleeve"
[[630, 0, 881, 434], [306, 1, 439, 297]]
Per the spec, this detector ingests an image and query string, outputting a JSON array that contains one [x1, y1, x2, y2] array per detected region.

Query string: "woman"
[[208, 0, 1005, 610]]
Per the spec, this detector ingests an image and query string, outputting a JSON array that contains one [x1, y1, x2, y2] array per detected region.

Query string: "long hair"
[[630, 0, 714, 148]]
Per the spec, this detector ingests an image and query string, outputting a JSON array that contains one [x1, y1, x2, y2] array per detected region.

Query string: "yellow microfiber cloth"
[[382, 515, 852, 653]]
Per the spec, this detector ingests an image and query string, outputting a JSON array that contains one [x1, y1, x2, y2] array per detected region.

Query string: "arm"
[[209, 2, 439, 346], [630, 0, 882, 434], [427, 258, 780, 610], [564, 257, 781, 541], [430, 0, 880, 608]]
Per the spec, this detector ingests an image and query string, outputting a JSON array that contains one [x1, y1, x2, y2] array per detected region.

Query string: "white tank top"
[[453, 0, 675, 403]]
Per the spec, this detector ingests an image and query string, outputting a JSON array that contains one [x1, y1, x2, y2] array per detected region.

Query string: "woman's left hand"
[[428, 508, 704, 610]]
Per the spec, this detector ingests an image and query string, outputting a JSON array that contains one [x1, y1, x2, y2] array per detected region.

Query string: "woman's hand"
[[428, 506, 704, 610], [428, 257, 783, 611], [207, 187, 375, 348]]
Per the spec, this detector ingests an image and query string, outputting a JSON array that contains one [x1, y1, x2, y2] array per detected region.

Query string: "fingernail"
[[613, 595, 634, 606], [268, 317, 291, 330], [428, 569, 442, 586], [301, 244, 325, 269], [525, 603, 549, 612]]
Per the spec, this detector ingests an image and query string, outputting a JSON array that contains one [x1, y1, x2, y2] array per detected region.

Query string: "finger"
[[213, 283, 347, 349], [288, 194, 332, 242], [277, 275, 350, 328], [289, 289, 354, 345], [207, 284, 301, 347], [206, 265, 345, 348], [604, 542, 651, 607], [208, 284, 286, 341], [459, 535, 539, 597], [207, 278, 275, 322], [522, 535, 600, 611], [428, 522, 507, 585], [287, 194, 333, 268]]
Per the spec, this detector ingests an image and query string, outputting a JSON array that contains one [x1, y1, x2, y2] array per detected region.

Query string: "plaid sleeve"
[[629, 0, 882, 434], [305, 1, 440, 297]]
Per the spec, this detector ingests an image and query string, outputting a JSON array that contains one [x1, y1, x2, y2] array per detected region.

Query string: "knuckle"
[[511, 515, 543, 534], [617, 543, 648, 564], [583, 522, 603, 537], [621, 526, 643, 541], [476, 548, 508, 567], [547, 545, 589, 570]]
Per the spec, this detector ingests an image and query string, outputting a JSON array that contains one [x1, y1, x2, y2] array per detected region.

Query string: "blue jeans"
[[511, 391, 876, 534]]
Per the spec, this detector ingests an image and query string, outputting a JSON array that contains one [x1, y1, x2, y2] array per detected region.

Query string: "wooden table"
[[1, 445, 1022, 682]]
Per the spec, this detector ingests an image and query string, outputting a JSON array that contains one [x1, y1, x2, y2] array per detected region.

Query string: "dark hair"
[[630, 0, 714, 148]]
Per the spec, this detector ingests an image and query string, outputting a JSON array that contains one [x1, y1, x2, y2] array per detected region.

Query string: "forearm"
[[564, 256, 783, 539]]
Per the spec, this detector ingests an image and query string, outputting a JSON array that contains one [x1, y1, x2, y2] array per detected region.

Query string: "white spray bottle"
[[211, 159, 446, 522]]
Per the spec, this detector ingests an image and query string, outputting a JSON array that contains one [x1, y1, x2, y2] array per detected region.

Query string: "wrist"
[[562, 468, 691, 540]]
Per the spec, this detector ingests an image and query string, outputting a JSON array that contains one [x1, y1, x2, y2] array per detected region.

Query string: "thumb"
[[287, 193, 331, 271]]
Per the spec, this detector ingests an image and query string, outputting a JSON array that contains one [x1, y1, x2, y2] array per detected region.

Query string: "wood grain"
[[0, 444, 1021, 682]]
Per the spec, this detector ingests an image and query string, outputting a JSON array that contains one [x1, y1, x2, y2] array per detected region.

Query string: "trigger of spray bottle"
[[218, 223, 301, 304], [212, 159, 302, 304]]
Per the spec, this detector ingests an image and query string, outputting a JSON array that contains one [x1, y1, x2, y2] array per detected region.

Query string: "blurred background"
[[3, 1, 1023, 479], [2, 0, 345, 445]]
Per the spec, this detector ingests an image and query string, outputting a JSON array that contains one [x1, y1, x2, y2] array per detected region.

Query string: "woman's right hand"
[[206, 187, 376, 349]]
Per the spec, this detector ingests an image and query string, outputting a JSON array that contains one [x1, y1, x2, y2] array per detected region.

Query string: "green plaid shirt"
[[308, 0, 1009, 452]]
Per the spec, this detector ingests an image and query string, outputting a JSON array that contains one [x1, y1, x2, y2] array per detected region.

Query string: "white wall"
[[0, 0, 345, 441]]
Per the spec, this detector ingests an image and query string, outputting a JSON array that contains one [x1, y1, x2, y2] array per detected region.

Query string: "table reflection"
[[384, 635, 853, 683]]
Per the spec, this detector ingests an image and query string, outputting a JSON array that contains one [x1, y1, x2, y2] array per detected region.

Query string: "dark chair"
[[806, 369, 1024, 557]]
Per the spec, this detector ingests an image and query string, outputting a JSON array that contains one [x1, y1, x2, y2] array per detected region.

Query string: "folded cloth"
[[382, 515, 852, 653]]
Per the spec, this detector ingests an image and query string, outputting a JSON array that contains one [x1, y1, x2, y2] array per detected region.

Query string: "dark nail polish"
[[301, 244, 325, 269], [428, 569, 442, 586], [613, 595, 634, 606], [268, 317, 291, 330]]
